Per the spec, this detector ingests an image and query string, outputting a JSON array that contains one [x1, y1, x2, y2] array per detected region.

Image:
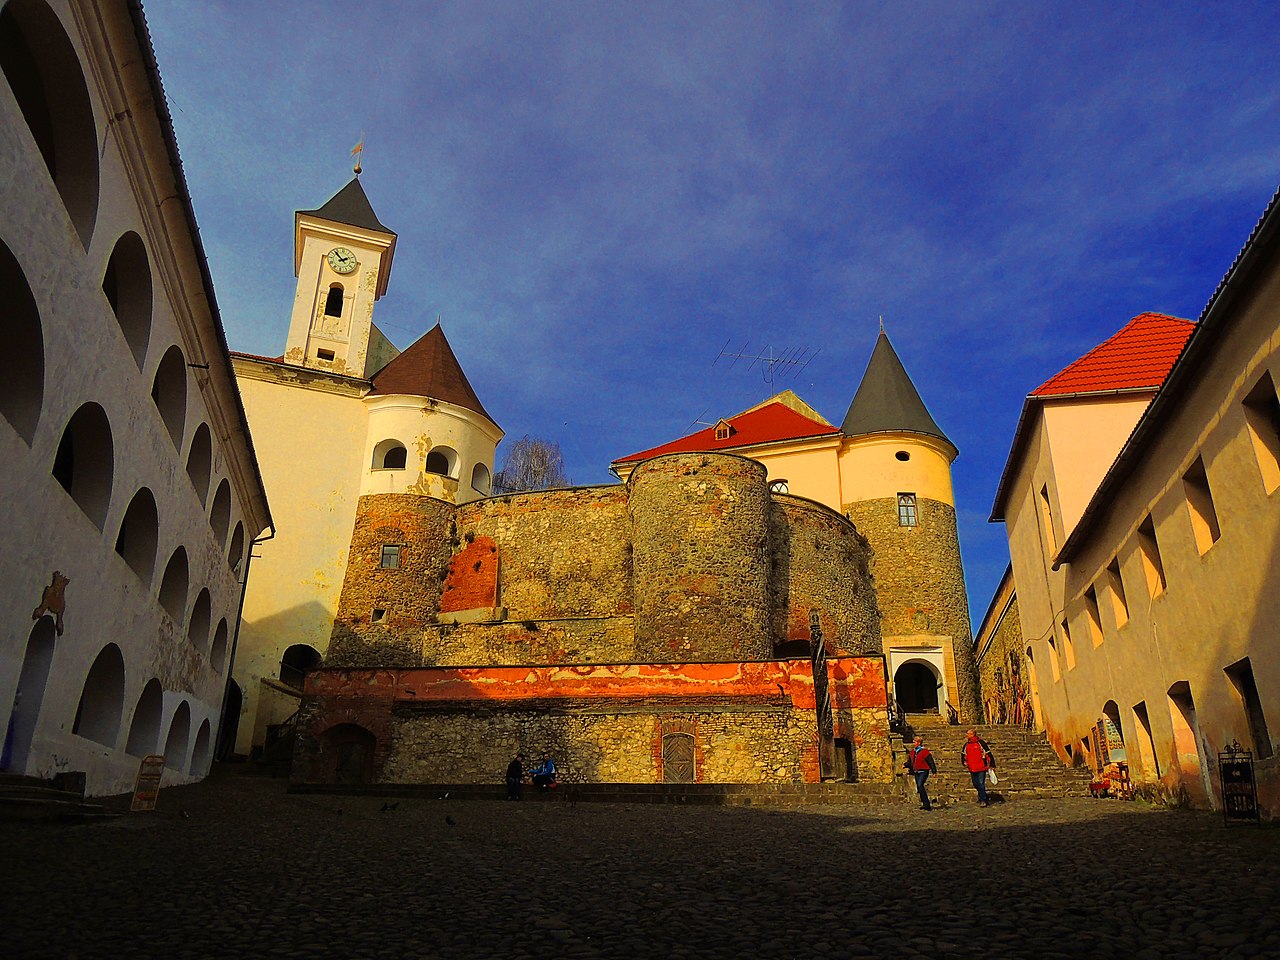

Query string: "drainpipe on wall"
[[213, 526, 275, 761]]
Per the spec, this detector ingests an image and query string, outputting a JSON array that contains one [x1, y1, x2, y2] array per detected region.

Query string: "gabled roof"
[[368, 323, 496, 425], [1031, 313, 1193, 397], [298, 177, 394, 236], [613, 401, 839, 466], [841, 331, 953, 449], [989, 312, 1194, 522], [1056, 184, 1280, 565]]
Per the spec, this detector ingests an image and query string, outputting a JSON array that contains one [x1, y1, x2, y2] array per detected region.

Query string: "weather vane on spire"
[[351, 134, 366, 176], [879, 314, 885, 334]]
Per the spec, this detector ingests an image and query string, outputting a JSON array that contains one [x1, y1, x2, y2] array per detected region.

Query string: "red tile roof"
[[1030, 313, 1194, 397], [614, 402, 839, 465]]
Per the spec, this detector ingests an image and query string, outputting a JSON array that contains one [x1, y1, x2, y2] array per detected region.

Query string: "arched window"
[[185, 424, 212, 505], [52, 402, 114, 530], [210, 619, 229, 674], [0, 238, 44, 443], [228, 522, 245, 574], [188, 588, 211, 652], [209, 480, 231, 547], [72, 644, 125, 747], [158, 547, 189, 624], [125, 678, 163, 758], [280, 644, 322, 690], [163, 701, 191, 771], [372, 439, 407, 470], [426, 446, 456, 477], [471, 463, 491, 495], [101, 232, 151, 368], [114, 487, 158, 584], [0, 0, 99, 248], [150, 346, 187, 450], [190, 719, 212, 777], [324, 284, 344, 318]]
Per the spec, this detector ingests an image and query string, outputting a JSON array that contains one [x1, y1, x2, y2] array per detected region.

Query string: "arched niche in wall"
[[280, 643, 322, 690], [158, 546, 189, 625], [210, 619, 229, 674], [163, 701, 191, 772], [188, 588, 211, 653], [0, 238, 44, 444], [426, 445, 457, 478], [185, 423, 212, 505], [150, 346, 187, 450], [372, 438, 407, 470], [209, 480, 231, 548], [227, 521, 245, 574], [190, 719, 211, 777], [101, 231, 152, 369], [52, 402, 114, 530], [72, 644, 125, 747], [471, 463, 491, 495], [114, 487, 158, 585], [0, 0, 100, 248], [124, 678, 163, 758]]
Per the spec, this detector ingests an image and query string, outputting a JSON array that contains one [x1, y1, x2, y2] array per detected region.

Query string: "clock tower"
[[282, 177, 398, 377]]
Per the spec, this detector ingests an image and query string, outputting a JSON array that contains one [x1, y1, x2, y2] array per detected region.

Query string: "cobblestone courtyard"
[[3, 769, 1279, 960]]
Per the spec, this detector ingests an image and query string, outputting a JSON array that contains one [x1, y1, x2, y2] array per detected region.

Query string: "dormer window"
[[714, 419, 734, 441]]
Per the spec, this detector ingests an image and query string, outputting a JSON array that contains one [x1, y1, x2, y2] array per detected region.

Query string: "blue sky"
[[145, 1, 1280, 626]]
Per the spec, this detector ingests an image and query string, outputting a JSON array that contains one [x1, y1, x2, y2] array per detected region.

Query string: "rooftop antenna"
[[351, 133, 366, 176], [714, 339, 821, 399], [879, 314, 885, 334]]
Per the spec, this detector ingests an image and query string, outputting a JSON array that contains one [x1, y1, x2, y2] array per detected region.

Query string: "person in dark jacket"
[[960, 729, 995, 806], [505, 753, 524, 800], [906, 736, 938, 810]]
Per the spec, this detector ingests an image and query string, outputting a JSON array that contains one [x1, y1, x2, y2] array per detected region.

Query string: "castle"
[[227, 177, 976, 787]]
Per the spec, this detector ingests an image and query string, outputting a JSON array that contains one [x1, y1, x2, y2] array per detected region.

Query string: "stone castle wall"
[[629, 454, 773, 662], [977, 593, 1032, 726], [843, 495, 979, 720], [327, 494, 455, 667], [770, 495, 880, 656]]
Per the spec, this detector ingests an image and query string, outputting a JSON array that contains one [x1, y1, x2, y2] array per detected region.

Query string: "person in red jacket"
[[905, 736, 938, 810], [961, 729, 995, 807]]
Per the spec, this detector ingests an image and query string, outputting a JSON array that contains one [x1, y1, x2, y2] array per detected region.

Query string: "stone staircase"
[[892, 720, 1093, 803], [0, 772, 118, 822]]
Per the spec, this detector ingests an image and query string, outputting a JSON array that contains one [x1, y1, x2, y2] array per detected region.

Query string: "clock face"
[[327, 247, 357, 274]]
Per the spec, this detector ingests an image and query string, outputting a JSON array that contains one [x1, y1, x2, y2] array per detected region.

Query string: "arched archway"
[[125, 678, 163, 758], [52, 402, 114, 529], [102, 231, 151, 368], [215, 679, 241, 760], [0, 237, 44, 443], [2, 618, 57, 772], [190, 719, 212, 777], [150, 345, 187, 450], [322, 723, 376, 785], [163, 701, 191, 771], [894, 661, 941, 713], [280, 644, 321, 690]]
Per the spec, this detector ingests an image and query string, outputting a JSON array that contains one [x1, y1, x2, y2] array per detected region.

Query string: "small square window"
[[897, 493, 917, 527], [380, 545, 402, 569], [371, 608, 386, 623], [316, 348, 336, 362]]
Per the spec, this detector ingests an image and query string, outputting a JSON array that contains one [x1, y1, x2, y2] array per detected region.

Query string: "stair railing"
[[945, 700, 959, 725]]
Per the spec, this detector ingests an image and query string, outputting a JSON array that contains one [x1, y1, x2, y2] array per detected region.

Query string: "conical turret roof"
[[369, 323, 496, 426], [841, 331, 953, 449], [298, 177, 394, 235]]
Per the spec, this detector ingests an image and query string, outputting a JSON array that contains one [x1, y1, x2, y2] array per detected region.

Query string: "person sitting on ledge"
[[531, 753, 557, 791]]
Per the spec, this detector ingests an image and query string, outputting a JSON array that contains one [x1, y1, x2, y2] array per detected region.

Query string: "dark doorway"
[[280, 644, 321, 690], [834, 737, 855, 782], [325, 724, 376, 785], [215, 679, 242, 761], [895, 662, 940, 713]]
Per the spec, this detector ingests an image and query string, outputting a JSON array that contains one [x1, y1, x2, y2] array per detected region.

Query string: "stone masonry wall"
[[421, 617, 636, 666], [977, 594, 1033, 726], [770, 496, 881, 656], [455, 486, 632, 620], [327, 494, 455, 667], [844, 496, 979, 721], [629, 454, 772, 661]]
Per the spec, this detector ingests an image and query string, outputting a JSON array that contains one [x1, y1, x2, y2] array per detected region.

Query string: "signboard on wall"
[[130, 754, 165, 812]]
